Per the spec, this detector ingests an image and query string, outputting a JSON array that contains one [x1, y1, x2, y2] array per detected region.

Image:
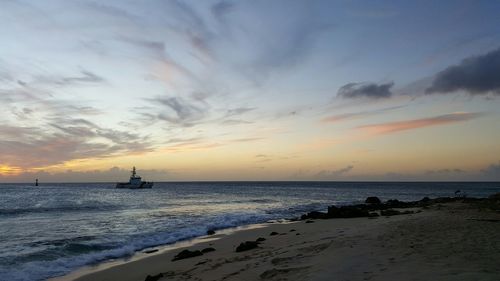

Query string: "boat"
[[116, 167, 153, 189]]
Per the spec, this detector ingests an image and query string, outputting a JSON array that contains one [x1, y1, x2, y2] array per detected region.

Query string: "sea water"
[[0, 181, 499, 281]]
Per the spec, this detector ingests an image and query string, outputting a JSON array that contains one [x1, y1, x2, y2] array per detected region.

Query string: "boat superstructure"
[[116, 167, 153, 189]]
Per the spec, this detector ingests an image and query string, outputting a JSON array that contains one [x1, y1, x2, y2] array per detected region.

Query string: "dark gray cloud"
[[426, 47, 500, 95], [337, 82, 394, 99]]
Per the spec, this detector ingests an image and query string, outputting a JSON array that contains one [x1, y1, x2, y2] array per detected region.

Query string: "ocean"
[[1, 181, 499, 281]]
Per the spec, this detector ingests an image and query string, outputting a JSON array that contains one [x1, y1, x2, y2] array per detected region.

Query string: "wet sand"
[[54, 200, 500, 281]]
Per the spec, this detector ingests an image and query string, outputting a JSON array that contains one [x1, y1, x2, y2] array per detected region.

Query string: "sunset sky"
[[1, 0, 500, 182]]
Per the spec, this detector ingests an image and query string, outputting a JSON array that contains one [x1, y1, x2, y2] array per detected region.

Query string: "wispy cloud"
[[321, 105, 406, 123], [225, 107, 256, 117], [23, 69, 106, 87], [0, 117, 155, 169], [357, 112, 482, 135], [230, 137, 264, 143], [315, 165, 354, 179], [145, 96, 209, 127]]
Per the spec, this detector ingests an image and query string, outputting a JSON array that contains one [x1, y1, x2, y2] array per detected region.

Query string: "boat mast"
[[131, 166, 136, 178]]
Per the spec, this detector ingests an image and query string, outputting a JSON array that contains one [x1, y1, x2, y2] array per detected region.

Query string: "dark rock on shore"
[[145, 273, 163, 281], [327, 205, 370, 218], [172, 249, 203, 261], [381, 209, 401, 216], [420, 196, 431, 203], [489, 193, 500, 200], [381, 209, 415, 216], [236, 241, 259, 252], [299, 195, 500, 222], [270, 231, 279, 236], [256, 237, 266, 242], [207, 229, 216, 235], [201, 247, 216, 253], [365, 196, 381, 204], [301, 211, 328, 220]]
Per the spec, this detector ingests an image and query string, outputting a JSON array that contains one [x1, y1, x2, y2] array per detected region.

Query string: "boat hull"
[[115, 182, 154, 189]]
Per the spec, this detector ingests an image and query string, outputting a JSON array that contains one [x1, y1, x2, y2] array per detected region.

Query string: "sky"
[[1, 0, 500, 182]]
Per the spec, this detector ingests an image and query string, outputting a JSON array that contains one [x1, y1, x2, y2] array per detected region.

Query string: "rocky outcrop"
[[365, 196, 381, 204], [172, 249, 203, 261], [489, 193, 500, 200], [299, 196, 447, 221], [236, 241, 259, 252], [327, 205, 370, 218], [201, 247, 216, 253]]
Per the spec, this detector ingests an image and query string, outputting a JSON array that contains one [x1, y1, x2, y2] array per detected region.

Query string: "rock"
[[433, 197, 457, 203], [236, 241, 259, 252], [201, 247, 216, 253], [206, 229, 215, 235], [420, 196, 431, 203], [270, 231, 279, 236], [327, 206, 370, 218], [365, 197, 382, 204], [489, 193, 500, 200], [144, 273, 163, 281], [381, 209, 401, 216], [289, 229, 296, 232], [172, 249, 203, 261], [256, 237, 266, 242], [386, 199, 418, 208], [300, 211, 328, 220], [305, 220, 315, 223]]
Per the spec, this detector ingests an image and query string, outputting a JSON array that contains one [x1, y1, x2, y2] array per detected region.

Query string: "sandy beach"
[[53, 197, 500, 281]]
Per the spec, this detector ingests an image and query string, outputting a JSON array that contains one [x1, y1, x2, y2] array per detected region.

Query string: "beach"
[[55, 197, 500, 281]]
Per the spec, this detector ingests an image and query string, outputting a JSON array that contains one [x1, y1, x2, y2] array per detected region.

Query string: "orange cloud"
[[0, 165, 22, 176], [357, 112, 482, 135]]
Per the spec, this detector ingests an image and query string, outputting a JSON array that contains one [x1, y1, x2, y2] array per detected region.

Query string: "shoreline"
[[49, 223, 275, 281], [52, 194, 500, 281]]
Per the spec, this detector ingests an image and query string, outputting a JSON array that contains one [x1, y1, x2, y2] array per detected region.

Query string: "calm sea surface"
[[1, 181, 499, 281]]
